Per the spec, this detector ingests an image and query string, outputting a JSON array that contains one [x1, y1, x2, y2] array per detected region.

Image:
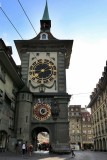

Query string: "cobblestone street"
[[0, 151, 107, 160]]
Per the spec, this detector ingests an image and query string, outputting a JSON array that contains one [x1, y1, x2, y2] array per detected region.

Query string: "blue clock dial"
[[29, 59, 57, 84]]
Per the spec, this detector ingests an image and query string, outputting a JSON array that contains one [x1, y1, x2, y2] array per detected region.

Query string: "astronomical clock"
[[33, 102, 51, 121], [28, 52, 57, 93], [32, 98, 60, 121]]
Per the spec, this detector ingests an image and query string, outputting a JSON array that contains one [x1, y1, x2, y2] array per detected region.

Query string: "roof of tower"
[[42, 0, 50, 20]]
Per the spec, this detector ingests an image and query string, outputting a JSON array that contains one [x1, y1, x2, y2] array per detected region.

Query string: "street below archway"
[[0, 150, 107, 160]]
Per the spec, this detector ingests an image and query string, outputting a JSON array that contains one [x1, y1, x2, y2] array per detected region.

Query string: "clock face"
[[33, 103, 51, 121], [29, 59, 57, 84]]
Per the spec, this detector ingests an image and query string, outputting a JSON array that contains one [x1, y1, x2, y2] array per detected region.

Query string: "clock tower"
[[14, 1, 73, 153]]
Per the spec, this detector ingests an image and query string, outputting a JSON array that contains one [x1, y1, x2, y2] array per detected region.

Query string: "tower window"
[[36, 53, 39, 56], [20, 128, 21, 134], [40, 33, 48, 40], [42, 34, 46, 39], [26, 116, 28, 123]]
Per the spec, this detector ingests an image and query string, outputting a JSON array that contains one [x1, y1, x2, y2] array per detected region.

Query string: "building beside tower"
[[69, 105, 93, 150], [0, 1, 73, 153], [87, 61, 107, 151]]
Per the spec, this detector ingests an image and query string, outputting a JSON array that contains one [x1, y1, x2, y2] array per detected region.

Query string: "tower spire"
[[42, 0, 50, 20], [40, 0, 51, 32]]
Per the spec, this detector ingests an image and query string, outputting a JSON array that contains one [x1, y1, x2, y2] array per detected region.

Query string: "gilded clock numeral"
[[38, 59, 42, 63], [53, 71, 57, 76], [37, 79, 42, 83], [32, 77, 35, 80], [44, 59, 49, 63], [33, 61, 37, 66], [30, 66, 33, 70], [49, 77, 54, 81], [50, 61, 54, 65], [43, 79, 49, 83], [53, 66, 56, 70], [29, 71, 32, 75]]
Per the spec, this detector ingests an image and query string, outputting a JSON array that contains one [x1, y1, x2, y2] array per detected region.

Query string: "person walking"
[[71, 149, 75, 157], [28, 144, 33, 156], [22, 142, 26, 156]]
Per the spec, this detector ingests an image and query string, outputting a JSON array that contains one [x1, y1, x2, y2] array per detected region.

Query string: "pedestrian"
[[25, 141, 28, 153], [38, 143, 42, 151], [22, 142, 26, 156], [71, 148, 75, 157], [28, 144, 33, 156], [49, 144, 52, 153]]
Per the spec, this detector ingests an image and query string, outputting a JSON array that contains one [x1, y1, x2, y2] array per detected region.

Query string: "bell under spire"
[[40, 0, 51, 32]]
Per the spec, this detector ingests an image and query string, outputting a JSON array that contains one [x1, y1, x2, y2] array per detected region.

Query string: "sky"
[[0, 0, 107, 108]]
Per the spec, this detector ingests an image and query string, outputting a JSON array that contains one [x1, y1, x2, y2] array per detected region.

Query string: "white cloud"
[[66, 38, 107, 106]]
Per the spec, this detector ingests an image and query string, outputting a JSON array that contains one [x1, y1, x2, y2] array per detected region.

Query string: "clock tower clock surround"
[[14, 1, 73, 153]]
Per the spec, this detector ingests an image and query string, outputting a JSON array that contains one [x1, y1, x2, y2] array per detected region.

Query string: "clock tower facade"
[[14, 1, 73, 153]]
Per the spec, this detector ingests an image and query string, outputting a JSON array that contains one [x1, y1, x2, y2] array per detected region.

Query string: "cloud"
[[66, 38, 107, 106]]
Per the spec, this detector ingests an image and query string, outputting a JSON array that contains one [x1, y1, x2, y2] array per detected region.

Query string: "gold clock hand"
[[42, 64, 52, 70]]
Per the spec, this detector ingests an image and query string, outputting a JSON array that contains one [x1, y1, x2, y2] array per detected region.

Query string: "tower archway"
[[31, 127, 50, 151]]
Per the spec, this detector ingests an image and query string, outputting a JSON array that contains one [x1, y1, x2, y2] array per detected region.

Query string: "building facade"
[[81, 108, 93, 150], [88, 61, 107, 151], [69, 105, 93, 150], [69, 105, 82, 149], [0, 39, 23, 151], [0, 2, 73, 153]]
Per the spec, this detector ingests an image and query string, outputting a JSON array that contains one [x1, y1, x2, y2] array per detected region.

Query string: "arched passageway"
[[31, 127, 50, 151], [99, 139, 102, 151], [94, 140, 96, 150], [103, 138, 106, 151], [97, 140, 99, 151]]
